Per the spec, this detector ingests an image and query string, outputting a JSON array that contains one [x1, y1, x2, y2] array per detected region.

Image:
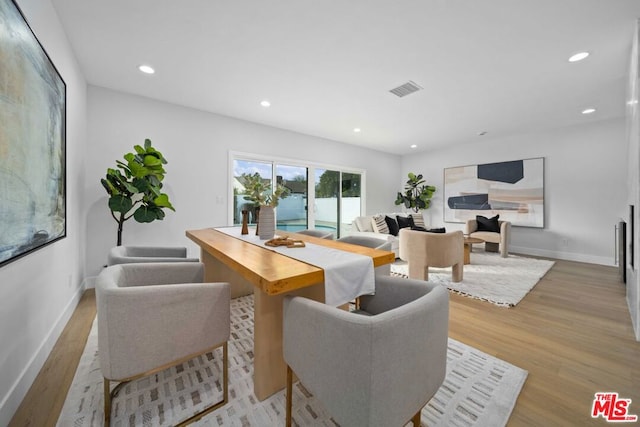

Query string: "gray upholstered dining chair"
[[337, 235, 393, 275], [295, 229, 335, 239], [283, 275, 449, 427], [95, 262, 230, 426], [107, 245, 199, 266]]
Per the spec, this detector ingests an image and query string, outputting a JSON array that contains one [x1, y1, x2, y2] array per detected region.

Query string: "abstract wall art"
[[0, 0, 67, 267], [444, 158, 544, 228]]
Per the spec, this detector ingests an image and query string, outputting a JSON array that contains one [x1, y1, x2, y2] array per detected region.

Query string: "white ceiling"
[[51, 0, 640, 155]]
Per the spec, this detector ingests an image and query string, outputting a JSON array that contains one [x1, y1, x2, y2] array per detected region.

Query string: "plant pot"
[[258, 206, 276, 240]]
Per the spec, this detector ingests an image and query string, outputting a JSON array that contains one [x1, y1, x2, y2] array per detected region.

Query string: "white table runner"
[[214, 227, 375, 306]]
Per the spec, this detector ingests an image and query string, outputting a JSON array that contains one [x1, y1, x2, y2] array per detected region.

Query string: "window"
[[230, 152, 364, 238]]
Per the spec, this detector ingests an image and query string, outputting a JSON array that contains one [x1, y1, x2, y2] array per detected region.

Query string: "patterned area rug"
[[57, 295, 527, 427], [391, 250, 555, 307]]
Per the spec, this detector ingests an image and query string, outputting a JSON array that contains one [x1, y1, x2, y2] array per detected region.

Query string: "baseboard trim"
[[510, 245, 616, 267], [0, 283, 85, 426]]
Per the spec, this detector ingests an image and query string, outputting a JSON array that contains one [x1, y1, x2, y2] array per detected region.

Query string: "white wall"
[[626, 20, 640, 340], [0, 0, 87, 424], [401, 118, 628, 266], [84, 86, 401, 277]]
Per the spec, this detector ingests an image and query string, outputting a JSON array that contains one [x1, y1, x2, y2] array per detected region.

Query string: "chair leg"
[[286, 365, 293, 427], [412, 409, 421, 426], [103, 378, 111, 427], [452, 262, 463, 282]]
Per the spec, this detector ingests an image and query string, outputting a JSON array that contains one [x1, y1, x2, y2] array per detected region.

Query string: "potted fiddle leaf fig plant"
[[100, 139, 174, 245], [395, 172, 436, 212]]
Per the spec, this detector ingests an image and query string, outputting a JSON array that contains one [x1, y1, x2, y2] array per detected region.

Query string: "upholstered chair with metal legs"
[[107, 245, 200, 266], [95, 262, 230, 426], [399, 229, 464, 282], [337, 235, 393, 275], [283, 275, 449, 427], [295, 229, 335, 239]]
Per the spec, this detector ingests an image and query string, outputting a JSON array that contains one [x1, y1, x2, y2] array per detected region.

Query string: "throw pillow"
[[476, 214, 500, 232], [384, 216, 400, 236], [427, 227, 446, 233], [411, 226, 428, 232], [410, 213, 426, 229], [396, 215, 413, 229], [372, 214, 390, 234]]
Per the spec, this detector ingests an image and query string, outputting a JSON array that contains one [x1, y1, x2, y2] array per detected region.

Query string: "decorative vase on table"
[[258, 206, 276, 240]]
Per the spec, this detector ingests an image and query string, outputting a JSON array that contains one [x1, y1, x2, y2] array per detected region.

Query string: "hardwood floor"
[[9, 258, 640, 426]]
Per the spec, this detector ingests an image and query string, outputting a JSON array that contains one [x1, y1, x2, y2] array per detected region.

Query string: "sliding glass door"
[[230, 153, 364, 237], [275, 164, 308, 231]]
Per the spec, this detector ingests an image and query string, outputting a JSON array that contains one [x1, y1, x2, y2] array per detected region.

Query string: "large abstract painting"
[[0, 0, 66, 267], [444, 158, 544, 228]]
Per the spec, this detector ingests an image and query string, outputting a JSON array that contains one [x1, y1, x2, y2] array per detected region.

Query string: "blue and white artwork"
[[444, 158, 544, 228], [0, 0, 66, 267]]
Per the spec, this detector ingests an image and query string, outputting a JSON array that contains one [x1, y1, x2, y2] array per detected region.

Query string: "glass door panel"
[[276, 164, 308, 231], [341, 172, 362, 236], [314, 169, 339, 237], [232, 159, 272, 225]]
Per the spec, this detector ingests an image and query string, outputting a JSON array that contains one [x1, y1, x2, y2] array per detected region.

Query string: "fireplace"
[[618, 219, 627, 283]]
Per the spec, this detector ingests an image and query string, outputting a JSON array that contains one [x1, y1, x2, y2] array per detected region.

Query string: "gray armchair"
[[465, 219, 511, 257], [295, 229, 335, 239], [337, 235, 393, 275], [107, 245, 199, 266], [95, 262, 230, 426], [283, 275, 449, 427]]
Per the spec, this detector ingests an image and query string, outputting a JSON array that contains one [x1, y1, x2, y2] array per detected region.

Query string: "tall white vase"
[[258, 206, 276, 240]]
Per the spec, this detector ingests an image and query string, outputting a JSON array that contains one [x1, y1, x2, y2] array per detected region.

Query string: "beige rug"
[[57, 295, 527, 426], [391, 250, 555, 307]]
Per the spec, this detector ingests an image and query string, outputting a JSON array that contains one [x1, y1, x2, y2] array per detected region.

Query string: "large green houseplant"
[[395, 172, 436, 212], [100, 139, 174, 245]]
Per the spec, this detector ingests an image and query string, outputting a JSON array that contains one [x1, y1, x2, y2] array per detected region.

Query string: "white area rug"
[[58, 295, 527, 427], [391, 251, 555, 307]]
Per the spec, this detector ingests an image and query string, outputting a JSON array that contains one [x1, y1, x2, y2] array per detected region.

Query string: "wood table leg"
[[254, 283, 325, 400], [464, 243, 471, 265], [200, 249, 254, 298]]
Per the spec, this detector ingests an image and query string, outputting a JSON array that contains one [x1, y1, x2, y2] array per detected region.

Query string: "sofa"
[[349, 212, 428, 257]]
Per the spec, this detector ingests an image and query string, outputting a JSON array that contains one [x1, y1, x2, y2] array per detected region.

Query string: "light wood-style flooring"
[[9, 258, 640, 426]]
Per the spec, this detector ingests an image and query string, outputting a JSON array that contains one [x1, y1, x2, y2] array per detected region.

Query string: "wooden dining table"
[[186, 227, 395, 400]]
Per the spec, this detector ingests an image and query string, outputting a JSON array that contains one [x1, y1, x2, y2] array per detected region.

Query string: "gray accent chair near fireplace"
[[95, 262, 230, 426], [283, 275, 449, 427]]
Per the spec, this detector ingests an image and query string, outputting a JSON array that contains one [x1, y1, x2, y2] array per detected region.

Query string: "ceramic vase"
[[258, 206, 276, 240]]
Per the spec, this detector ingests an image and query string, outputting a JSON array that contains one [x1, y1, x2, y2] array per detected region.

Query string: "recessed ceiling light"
[[410, 144, 417, 149], [260, 100, 271, 107], [568, 52, 589, 62], [582, 108, 596, 114], [138, 65, 155, 74], [353, 128, 361, 133]]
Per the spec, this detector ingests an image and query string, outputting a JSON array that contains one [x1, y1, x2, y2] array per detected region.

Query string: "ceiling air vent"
[[389, 80, 423, 98]]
